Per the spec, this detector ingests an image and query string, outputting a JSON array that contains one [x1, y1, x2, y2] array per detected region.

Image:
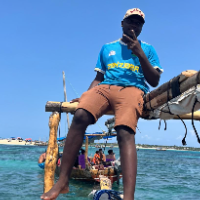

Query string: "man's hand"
[[70, 98, 80, 103], [123, 30, 143, 57]]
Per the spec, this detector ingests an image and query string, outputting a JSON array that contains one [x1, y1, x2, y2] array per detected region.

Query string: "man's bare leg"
[[116, 126, 137, 200], [40, 109, 94, 200]]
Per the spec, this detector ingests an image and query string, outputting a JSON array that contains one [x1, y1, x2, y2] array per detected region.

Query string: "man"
[[41, 8, 163, 200], [106, 149, 116, 161], [93, 150, 100, 165], [78, 148, 90, 169], [104, 149, 116, 167], [38, 151, 46, 169]]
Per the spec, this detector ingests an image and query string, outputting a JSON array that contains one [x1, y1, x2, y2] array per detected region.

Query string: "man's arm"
[[38, 154, 44, 163], [103, 154, 106, 162], [137, 51, 160, 87], [123, 31, 160, 87], [88, 71, 104, 90]]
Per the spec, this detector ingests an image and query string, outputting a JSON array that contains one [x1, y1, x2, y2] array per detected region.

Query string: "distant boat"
[[156, 147, 166, 151]]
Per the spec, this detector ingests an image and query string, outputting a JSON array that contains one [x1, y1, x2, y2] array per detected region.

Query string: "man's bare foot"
[[40, 182, 69, 200]]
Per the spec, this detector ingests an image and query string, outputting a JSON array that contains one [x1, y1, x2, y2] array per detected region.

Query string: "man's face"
[[122, 15, 144, 38]]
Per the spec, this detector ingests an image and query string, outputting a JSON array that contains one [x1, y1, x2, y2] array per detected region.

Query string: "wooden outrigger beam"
[[173, 111, 200, 120], [46, 70, 200, 115], [144, 70, 198, 103], [45, 101, 114, 115], [144, 70, 200, 110], [45, 101, 200, 121]]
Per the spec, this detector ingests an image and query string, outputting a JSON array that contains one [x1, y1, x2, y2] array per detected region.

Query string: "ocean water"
[[0, 145, 200, 200]]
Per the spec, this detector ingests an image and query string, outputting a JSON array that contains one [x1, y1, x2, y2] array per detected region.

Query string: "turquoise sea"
[[0, 145, 200, 200]]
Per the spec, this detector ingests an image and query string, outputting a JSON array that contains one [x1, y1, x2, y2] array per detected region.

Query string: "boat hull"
[[56, 167, 122, 184]]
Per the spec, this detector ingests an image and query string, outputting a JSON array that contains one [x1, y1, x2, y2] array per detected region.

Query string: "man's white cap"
[[123, 8, 145, 23]]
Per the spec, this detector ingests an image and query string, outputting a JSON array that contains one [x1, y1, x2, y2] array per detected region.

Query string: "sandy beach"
[[0, 139, 35, 146]]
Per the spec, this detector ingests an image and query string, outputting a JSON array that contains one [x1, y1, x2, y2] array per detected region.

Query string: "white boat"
[[156, 147, 166, 151]]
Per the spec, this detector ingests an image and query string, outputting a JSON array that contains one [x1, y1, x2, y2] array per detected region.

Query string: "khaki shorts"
[[76, 85, 144, 133]]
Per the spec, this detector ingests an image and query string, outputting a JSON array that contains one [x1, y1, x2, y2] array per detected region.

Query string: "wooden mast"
[[85, 136, 89, 168], [62, 71, 70, 132]]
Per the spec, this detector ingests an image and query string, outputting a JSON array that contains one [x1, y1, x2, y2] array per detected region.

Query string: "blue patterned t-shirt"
[[94, 39, 163, 94]]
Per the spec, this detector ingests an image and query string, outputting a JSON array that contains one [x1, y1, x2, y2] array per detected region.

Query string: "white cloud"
[[176, 135, 183, 140], [141, 134, 151, 140], [189, 130, 195, 136]]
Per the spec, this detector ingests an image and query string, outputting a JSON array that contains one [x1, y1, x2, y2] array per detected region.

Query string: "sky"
[[1, 0, 200, 147]]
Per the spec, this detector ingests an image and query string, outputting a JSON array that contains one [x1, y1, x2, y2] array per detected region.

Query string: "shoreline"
[[1, 140, 199, 152], [136, 147, 189, 152], [90, 145, 200, 152], [106, 146, 200, 152]]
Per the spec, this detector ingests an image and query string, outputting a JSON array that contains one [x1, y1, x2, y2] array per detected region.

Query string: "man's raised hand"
[[123, 30, 142, 57]]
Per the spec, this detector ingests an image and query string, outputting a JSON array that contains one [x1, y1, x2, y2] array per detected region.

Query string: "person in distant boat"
[[78, 148, 90, 169], [38, 151, 46, 169], [73, 151, 80, 168], [99, 148, 106, 164], [41, 8, 163, 200], [93, 150, 105, 169], [103, 149, 116, 167], [106, 149, 116, 161], [93, 151, 100, 165], [38, 152, 46, 163], [57, 157, 61, 167]]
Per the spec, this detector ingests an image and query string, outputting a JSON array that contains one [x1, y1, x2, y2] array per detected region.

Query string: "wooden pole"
[[45, 101, 113, 115], [85, 136, 89, 167], [44, 112, 60, 193], [62, 71, 70, 132]]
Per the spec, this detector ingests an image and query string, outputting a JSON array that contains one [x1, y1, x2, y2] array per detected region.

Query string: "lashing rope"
[[191, 96, 200, 144]]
